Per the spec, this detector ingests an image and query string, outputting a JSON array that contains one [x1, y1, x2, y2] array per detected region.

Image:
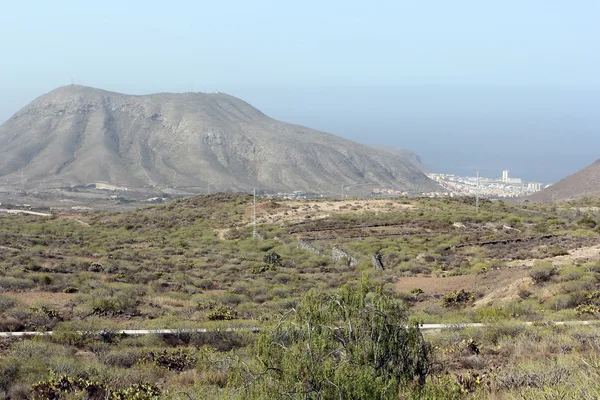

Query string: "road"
[[1, 321, 598, 338], [0, 209, 52, 217]]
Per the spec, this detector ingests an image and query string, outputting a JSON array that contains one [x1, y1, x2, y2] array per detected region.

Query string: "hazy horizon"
[[1, 1, 598, 185]]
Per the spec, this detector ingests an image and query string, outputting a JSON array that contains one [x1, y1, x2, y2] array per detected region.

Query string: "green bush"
[[576, 216, 596, 228], [0, 277, 35, 290], [207, 305, 238, 321], [142, 349, 198, 371], [443, 290, 474, 307], [30, 372, 160, 400], [234, 279, 433, 399], [529, 262, 558, 284], [475, 306, 511, 322], [0, 296, 17, 313]]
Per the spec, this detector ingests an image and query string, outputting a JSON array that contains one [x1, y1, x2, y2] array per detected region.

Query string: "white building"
[[502, 170, 509, 182]]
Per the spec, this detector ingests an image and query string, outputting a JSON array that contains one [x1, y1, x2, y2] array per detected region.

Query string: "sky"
[[1, 0, 599, 183]]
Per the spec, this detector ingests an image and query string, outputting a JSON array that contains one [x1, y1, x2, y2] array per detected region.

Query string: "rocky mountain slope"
[[0, 85, 438, 194], [525, 159, 600, 202]]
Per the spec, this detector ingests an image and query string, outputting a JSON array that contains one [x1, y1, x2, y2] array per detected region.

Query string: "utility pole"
[[476, 170, 480, 214], [253, 188, 257, 240]]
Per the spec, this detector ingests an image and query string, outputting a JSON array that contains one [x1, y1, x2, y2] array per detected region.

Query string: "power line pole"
[[476, 170, 480, 214], [253, 188, 257, 240]]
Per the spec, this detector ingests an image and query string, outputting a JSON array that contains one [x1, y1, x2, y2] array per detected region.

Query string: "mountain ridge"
[[0, 85, 439, 194], [524, 159, 600, 203]]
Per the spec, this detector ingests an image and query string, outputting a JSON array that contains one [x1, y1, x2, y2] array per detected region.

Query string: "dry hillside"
[[526, 159, 600, 203], [0, 85, 438, 195]]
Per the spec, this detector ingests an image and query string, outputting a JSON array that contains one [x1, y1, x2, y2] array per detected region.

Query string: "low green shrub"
[[529, 262, 558, 284], [0, 296, 17, 313], [142, 349, 197, 371], [0, 277, 35, 290], [443, 290, 474, 307], [31, 373, 161, 400], [475, 306, 511, 322], [207, 305, 238, 321]]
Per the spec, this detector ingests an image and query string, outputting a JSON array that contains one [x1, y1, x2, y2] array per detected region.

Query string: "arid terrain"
[[1, 194, 600, 398], [0, 85, 437, 196]]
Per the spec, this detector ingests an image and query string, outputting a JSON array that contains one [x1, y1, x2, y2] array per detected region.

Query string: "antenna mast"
[[253, 188, 257, 240], [476, 170, 480, 214]]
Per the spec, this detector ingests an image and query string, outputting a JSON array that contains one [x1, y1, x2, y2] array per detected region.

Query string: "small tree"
[[235, 277, 433, 399]]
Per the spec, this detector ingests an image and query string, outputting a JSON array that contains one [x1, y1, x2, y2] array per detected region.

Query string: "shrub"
[[207, 305, 238, 321], [549, 246, 569, 257], [443, 290, 474, 307], [0, 359, 19, 393], [518, 286, 532, 300], [0, 296, 17, 313], [575, 304, 600, 316], [0, 314, 24, 331], [31, 274, 53, 286], [30, 373, 160, 400], [577, 216, 596, 228], [101, 349, 144, 368], [234, 279, 433, 398], [560, 267, 584, 282], [142, 349, 198, 371], [475, 306, 510, 322], [529, 262, 558, 284], [0, 277, 35, 291], [91, 294, 140, 316], [250, 264, 278, 274]]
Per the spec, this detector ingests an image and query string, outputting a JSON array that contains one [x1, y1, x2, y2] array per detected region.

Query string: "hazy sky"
[[1, 1, 599, 183]]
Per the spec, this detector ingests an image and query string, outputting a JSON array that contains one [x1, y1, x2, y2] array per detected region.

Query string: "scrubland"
[[1, 194, 600, 398]]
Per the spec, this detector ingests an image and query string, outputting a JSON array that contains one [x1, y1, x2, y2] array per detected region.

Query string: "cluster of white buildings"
[[426, 170, 548, 198]]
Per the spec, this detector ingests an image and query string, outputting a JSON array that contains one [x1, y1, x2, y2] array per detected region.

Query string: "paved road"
[[0, 209, 52, 217], [1, 321, 598, 338]]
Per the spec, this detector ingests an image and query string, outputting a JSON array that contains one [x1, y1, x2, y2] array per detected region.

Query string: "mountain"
[[0, 85, 438, 194], [369, 145, 426, 172], [525, 159, 600, 202]]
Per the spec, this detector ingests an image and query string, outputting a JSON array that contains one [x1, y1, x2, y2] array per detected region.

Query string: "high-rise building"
[[502, 170, 509, 182]]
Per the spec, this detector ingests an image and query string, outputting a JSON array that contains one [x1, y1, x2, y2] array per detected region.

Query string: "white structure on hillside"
[[528, 182, 542, 192]]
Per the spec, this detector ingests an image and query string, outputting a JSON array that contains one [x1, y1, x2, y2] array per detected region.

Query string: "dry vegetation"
[[1, 194, 600, 398]]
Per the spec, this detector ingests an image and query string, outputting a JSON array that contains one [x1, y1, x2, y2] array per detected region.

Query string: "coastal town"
[[373, 170, 550, 199]]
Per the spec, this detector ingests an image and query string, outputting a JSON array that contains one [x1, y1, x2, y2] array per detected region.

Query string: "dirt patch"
[[247, 199, 415, 225], [1, 291, 75, 308], [56, 214, 91, 227], [474, 277, 533, 307], [394, 268, 529, 301], [507, 244, 600, 268], [215, 229, 230, 240]]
